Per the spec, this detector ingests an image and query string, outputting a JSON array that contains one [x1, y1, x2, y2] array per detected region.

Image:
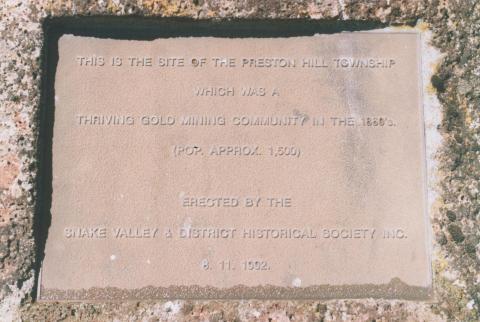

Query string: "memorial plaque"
[[39, 32, 432, 300]]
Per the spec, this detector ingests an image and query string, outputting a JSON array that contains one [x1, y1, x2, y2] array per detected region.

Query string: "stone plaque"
[[39, 32, 431, 301]]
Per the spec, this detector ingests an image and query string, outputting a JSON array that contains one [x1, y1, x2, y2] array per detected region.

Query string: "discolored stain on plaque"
[[38, 31, 431, 301]]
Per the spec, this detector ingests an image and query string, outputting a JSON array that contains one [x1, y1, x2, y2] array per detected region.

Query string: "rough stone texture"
[[0, 0, 477, 321]]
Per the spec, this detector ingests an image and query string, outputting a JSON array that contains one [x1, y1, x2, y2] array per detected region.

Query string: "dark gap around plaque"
[[42, 17, 386, 40], [33, 17, 387, 301]]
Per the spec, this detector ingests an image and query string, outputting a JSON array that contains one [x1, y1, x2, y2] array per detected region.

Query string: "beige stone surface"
[[40, 33, 430, 300]]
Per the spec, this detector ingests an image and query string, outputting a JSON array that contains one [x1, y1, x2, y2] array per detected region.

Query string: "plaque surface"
[[39, 32, 431, 300]]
